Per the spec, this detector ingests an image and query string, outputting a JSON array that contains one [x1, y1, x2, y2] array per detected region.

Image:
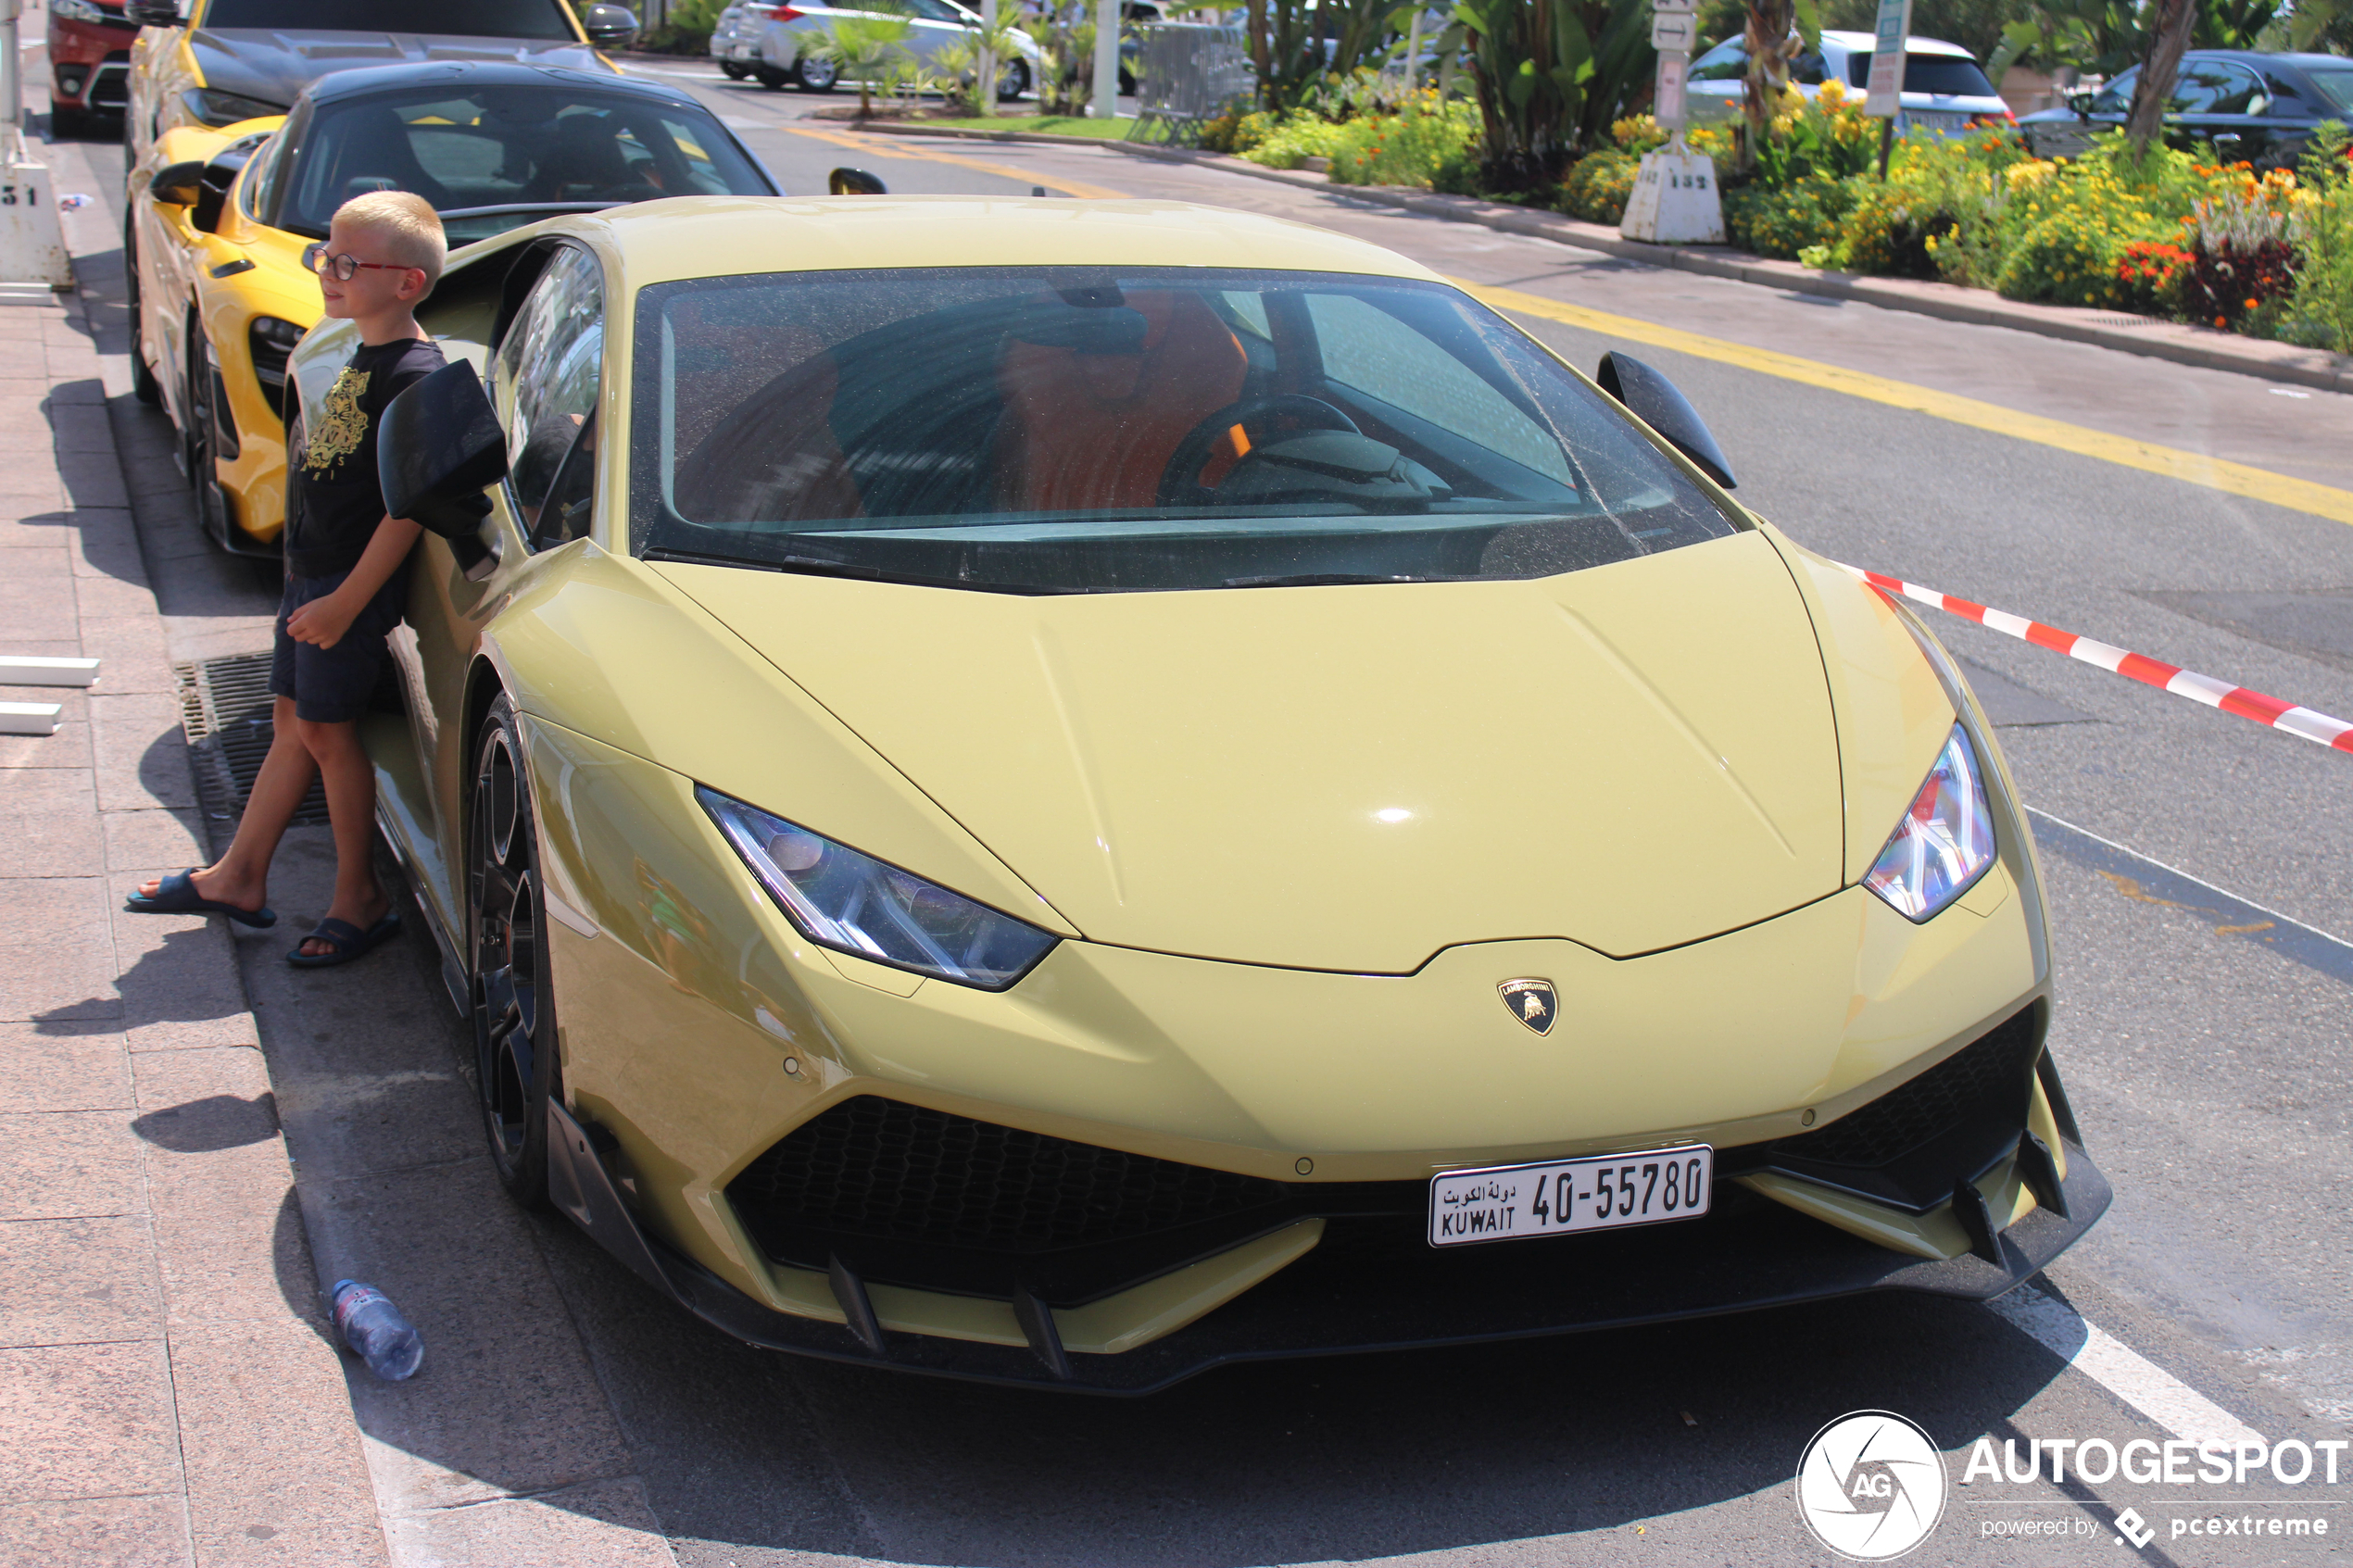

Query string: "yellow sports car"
[[126, 62, 778, 554], [292, 195, 2107, 1390]]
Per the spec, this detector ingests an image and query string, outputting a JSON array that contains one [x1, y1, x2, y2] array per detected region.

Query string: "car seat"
[[995, 290, 1247, 513]]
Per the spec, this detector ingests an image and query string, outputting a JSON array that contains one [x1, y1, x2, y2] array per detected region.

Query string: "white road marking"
[[1989, 1286, 2266, 1447]]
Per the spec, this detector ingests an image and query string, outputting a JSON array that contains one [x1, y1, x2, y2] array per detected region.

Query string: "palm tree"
[[812, 12, 917, 119]]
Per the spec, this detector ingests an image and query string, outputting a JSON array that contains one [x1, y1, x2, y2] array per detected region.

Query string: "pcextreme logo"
[[1796, 1411, 1950, 1561]]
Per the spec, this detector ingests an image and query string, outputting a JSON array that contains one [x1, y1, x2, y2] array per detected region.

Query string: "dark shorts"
[[268, 569, 408, 725]]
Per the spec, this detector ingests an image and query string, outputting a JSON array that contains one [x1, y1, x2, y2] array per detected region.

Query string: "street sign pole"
[[1620, 0, 1723, 245], [1863, 0, 1913, 179], [0, 0, 75, 301], [1092, 0, 1119, 120]]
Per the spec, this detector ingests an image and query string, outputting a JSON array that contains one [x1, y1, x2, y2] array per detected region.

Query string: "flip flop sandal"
[[287, 911, 402, 969], [124, 869, 277, 929]]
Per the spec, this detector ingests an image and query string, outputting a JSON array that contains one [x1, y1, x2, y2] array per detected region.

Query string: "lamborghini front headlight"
[[1862, 723, 1996, 922], [698, 785, 1057, 990]]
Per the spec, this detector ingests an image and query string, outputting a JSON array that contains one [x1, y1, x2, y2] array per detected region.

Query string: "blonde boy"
[[130, 191, 461, 966]]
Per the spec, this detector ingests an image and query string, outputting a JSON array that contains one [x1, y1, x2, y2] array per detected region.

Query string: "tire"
[[753, 65, 787, 89], [720, 60, 749, 79], [794, 55, 839, 92], [49, 101, 89, 140], [469, 695, 560, 1209], [996, 58, 1030, 102], [125, 218, 161, 406], [182, 325, 233, 546]]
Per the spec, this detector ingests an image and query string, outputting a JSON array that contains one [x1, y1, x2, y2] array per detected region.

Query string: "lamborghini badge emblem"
[[1499, 978, 1557, 1035]]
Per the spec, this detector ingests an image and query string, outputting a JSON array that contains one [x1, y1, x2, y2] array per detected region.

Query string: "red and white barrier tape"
[[1841, 564, 2353, 756]]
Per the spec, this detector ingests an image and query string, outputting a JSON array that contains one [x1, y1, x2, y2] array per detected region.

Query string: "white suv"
[[1686, 30, 2013, 135], [751, 0, 1040, 99]]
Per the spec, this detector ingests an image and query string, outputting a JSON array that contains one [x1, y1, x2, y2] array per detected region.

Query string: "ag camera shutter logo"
[[1795, 1411, 1949, 1560]]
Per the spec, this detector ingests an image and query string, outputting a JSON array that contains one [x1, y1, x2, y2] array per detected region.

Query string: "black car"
[[2019, 50, 2353, 167], [123, 0, 641, 167]]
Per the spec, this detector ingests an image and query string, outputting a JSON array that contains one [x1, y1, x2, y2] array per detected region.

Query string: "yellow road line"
[[780, 123, 1128, 200], [1453, 278, 2353, 529]]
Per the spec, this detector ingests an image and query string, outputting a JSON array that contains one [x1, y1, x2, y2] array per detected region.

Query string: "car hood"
[[657, 531, 1846, 972], [192, 29, 607, 110]]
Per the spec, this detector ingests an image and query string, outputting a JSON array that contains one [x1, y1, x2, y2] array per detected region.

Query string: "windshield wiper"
[[1216, 572, 1456, 589], [644, 545, 882, 580], [435, 202, 628, 221]]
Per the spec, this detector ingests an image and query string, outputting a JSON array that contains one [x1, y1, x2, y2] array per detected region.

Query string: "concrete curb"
[[860, 121, 2353, 395]]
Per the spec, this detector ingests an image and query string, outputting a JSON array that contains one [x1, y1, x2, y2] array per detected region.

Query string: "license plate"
[[1906, 111, 1966, 132], [1428, 1145, 1713, 1247]]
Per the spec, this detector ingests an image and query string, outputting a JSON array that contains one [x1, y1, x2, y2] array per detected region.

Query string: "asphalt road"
[[41, 69, 2353, 1566]]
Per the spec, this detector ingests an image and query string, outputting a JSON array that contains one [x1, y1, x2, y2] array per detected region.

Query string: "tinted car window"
[[2171, 60, 2260, 114], [2308, 66, 2353, 113], [497, 245, 605, 529], [2090, 66, 2137, 114], [633, 268, 1740, 595], [202, 0, 576, 36], [276, 86, 768, 243], [1690, 39, 1746, 81], [1844, 52, 1995, 94]]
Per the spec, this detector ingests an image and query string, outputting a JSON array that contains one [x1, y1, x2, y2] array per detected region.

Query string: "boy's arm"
[[284, 514, 423, 649]]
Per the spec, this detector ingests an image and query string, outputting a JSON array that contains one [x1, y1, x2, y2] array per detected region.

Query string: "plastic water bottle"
[[329, 1280, 422, 1381]]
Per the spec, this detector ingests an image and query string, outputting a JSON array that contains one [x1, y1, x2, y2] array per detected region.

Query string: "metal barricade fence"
[[1132, 23, 1253, 141]]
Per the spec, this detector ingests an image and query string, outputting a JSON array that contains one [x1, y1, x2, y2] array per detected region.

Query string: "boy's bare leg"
[[296, 715, 391, 958], [133, 696, 317, 913]]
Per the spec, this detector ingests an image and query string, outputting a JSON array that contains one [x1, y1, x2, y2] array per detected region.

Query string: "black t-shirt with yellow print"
[[283, 336, 448, 580]]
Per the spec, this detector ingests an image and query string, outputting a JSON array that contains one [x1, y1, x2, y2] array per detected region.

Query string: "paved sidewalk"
[[0, 292, 389, 1564], [26, 91, 686, 1568]]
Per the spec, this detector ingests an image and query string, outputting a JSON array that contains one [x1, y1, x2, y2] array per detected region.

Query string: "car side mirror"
[[149, 159, 205, 206], [126, 0, 186, 25], [829, 167, 887, 194], [1596, 351, 1736, 491], [378, 360, 509, 581], [2066, 90, 2094, 117], [582, 3, 641, 49]]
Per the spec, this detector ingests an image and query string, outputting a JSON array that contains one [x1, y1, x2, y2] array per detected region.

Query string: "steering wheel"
[[1157, 394, 1362, 508]]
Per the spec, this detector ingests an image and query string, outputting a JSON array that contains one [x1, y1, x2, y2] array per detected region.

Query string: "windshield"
[[630, 268, 1741, 594], [202, 0, 577, 35], [275, 86, 768, 243]]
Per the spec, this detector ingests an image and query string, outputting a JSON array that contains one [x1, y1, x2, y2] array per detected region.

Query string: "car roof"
[[2182, 48, 2353, 68], [1818, 29, 1976, 56], [304, 59, 703, 110], [560, 197, 1447, 289]]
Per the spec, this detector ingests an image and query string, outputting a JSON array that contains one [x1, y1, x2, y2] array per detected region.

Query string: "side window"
[[2168, 62, 2237, 115], [1304, 293, 1573, 486], [497, 245, 605, 546], [2091, 68, 2135, 116]]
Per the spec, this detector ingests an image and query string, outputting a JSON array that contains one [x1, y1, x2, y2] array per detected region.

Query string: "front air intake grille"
[[1782, 1010, 2042, 1169], [1736, 1006, 2049, 1210], [728, 1098, 1286, 1259]]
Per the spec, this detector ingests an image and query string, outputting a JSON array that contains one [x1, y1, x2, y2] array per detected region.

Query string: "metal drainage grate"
[[175, 652, 329, 826]]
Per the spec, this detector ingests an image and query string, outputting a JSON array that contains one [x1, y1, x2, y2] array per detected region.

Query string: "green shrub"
[[1994, 207, 2139, 309], [1558, 149, 1640, 224], [2276, 124, 2353, 353], [1726, 175, 1857, 261], [1834, 182, 1958, 278], [1325, 94, 1480, 188]]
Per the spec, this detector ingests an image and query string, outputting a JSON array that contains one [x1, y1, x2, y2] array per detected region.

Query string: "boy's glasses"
[[302, 244, 421, 282]]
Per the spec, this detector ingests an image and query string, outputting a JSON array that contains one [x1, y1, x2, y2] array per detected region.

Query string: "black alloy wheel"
[[470, 695, 560, 1208], [125, 216, 160, 405], [996, 58, 1030, 101], [182, 324, 233, 545]]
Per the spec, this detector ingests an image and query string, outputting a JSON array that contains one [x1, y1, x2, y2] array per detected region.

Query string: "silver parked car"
[[752, 0, 1040, 99], [1687, 30, 2013, 135], [711, 2, 763, 79]]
